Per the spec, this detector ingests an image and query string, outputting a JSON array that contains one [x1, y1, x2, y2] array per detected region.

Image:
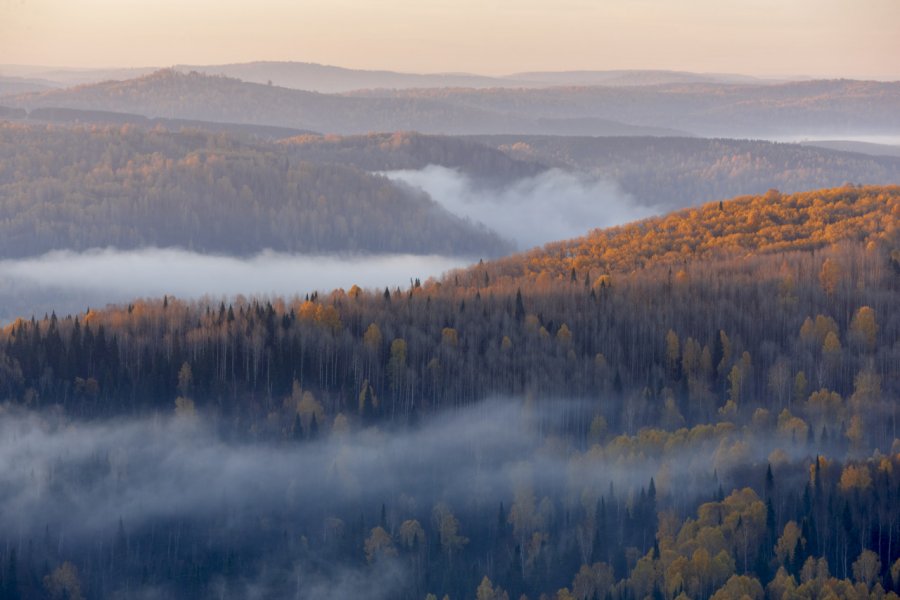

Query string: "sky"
[[1, 0, 899, 79]]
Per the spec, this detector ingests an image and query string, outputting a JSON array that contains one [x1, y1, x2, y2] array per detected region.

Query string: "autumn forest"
[[1, 43, 900, 600]]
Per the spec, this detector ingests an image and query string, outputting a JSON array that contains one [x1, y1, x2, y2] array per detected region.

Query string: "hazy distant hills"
[[0, 75, 59, 96], [506, 69, 776, 87], [6, 67, 897, 138], [1, 70, 682, 136], [800, 139, 900, 158], [0, 123, 510, 258], [357, 80, 900, 138], [0, 65, 159, 87], [3, 61, 780, 93], [172, 63, 780, 91], [172, 61, 523, 92], [23, 106, 316, 139]]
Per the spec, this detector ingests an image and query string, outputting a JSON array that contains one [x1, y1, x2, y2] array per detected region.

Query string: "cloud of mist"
[[384, 165, 658, 250], [0, 399, 825, 540], [0, 399, 835, 597], [0, 248, 469, 322]]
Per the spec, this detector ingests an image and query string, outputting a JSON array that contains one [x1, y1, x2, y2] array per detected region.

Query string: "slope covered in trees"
[[1, 186, 898, 599], [477, 135, 900, 209], [0, 123, 510, 257], [485, 185, 900, 279], [282, 132, 547, 185]]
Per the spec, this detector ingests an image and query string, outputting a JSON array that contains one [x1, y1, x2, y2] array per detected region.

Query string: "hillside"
[[23, 106, 316, 138], [476, 135, 900, 209], [801, 139, 900, 158], [507, 68, 774, 87], [2, 185, 898, 600], [3, 62, 778, 92], [1, 70, 686, 136], [0, 123, 510, 257], [172, 61, 520, 92], [356, 80, 900, 137], [480, 185, 900, 281], [281, 131, 547, 184], [3, 185, 896, 412], [0, 75, 58, 95]]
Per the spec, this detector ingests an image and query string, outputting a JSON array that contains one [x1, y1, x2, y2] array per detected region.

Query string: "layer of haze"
[[385, 166, 655, 250], [1, 400, 806, 541], [0, 250, 467, 322], [2, 0, 899, 80]]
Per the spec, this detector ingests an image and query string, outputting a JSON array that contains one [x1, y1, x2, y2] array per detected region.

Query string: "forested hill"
[[356, 80, 900, 137], [0, 123, 511, 257], [2, 185, 896, 420], [478, 186, 900, 283], [2, 69, 681, 136], [474, 135, 900, 210], [281, 132, 547, 184], [2, 185, 898, 599]]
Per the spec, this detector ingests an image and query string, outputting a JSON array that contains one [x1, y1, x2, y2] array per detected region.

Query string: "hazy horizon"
[[2, 0, 899, 81]]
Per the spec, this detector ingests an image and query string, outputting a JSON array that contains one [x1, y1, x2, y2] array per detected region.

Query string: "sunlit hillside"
[[480, 185, 900, 283]]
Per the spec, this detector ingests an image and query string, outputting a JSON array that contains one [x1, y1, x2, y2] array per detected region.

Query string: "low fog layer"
[[1, 400, 814, 539], [0, 399, 828, 598], [0, 249, 469, 322], [385, 166, 657, 249]]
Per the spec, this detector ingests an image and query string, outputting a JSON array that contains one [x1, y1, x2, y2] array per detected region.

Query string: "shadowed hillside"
[[0, 123, 510, 257]]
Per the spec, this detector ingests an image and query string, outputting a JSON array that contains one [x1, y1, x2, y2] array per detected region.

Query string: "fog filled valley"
[[2, 44, 900, 600]]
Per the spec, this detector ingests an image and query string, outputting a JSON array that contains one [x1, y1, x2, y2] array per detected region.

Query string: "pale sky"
[[2, 0, 899, 79]]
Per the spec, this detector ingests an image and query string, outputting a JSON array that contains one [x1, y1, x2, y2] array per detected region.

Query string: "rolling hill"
[[0, 123, 510, 257], [474, 134, 900, 208], [2, 70, 683, 136], [356, 79, 900, 138], [280, 131, 547, 184], [3, 61, 783, 92]]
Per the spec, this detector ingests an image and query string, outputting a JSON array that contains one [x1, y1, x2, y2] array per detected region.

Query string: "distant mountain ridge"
[[2, 69, 684, 136], [356, 79, 900, 137], [3, 61, 788, 93]]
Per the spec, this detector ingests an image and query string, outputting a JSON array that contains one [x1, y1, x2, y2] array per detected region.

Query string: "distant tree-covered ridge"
[[358, 79, 900, 137], [475, 134, 900, 209], [281, 131, 547, 185], [0, 123, 510, 257], [3, 69, 680, 136]]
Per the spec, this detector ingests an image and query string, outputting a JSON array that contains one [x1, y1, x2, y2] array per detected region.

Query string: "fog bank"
[[385, 166, 657, 249], [0, 248, 469, 322]]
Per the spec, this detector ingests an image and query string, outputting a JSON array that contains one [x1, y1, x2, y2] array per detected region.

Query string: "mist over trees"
[[0, 186, 898, 598]]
